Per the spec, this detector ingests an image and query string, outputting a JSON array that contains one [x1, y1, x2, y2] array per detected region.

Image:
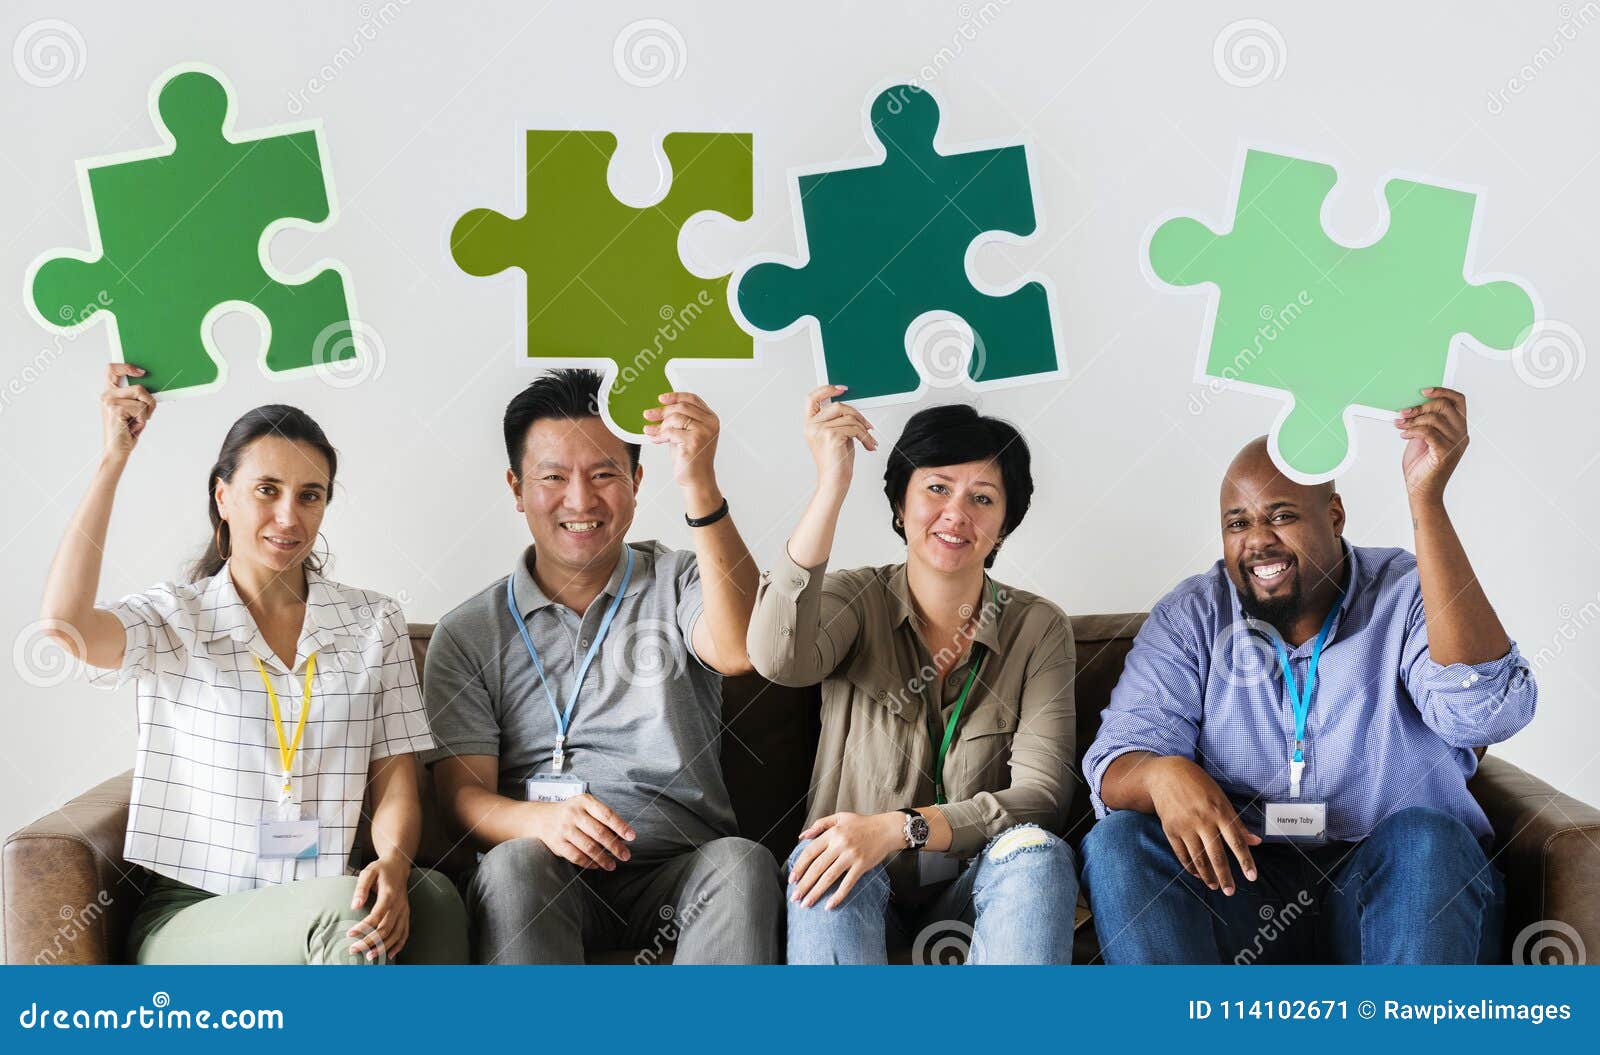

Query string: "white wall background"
[[4, 1, 1599, 906]]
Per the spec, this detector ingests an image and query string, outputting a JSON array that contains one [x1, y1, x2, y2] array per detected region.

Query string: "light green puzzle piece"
[[1148, 149, 1535, 480], [28, 65, 355, 396], [451, 131, 753, 436]]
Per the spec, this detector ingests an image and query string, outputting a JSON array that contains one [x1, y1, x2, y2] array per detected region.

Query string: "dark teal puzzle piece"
[[738, 84, 1057, 400]]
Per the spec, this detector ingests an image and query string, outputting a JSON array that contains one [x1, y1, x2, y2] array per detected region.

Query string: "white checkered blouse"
[[87, 564, 435, 895]]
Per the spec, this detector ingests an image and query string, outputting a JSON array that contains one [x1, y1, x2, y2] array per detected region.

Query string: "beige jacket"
[[749, 548, 1077, 884]]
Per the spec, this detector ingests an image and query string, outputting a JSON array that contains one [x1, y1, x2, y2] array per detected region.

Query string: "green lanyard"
[[924, 582, 999, 805]]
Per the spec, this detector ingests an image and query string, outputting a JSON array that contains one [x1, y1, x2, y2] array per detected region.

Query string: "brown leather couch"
[[7, 613, 1598, 964]]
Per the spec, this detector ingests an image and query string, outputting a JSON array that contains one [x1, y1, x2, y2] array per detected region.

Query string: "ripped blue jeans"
[[784, 823, 1078, 964]]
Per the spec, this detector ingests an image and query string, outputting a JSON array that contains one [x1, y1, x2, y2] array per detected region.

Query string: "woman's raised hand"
[[100, 363, 154, 461], [802, 384, 876, 492]]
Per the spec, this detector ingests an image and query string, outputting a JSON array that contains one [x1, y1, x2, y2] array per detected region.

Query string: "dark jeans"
[[1081, 806, 1505, 964]]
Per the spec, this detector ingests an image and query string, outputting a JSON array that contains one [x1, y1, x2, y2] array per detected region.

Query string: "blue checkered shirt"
[[1084, 543, 1536, 843]]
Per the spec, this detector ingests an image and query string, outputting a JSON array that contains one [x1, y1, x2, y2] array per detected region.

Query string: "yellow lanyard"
[[252, 652, 317, 799]]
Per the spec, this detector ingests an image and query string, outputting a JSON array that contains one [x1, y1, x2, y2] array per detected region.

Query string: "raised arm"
[[1394, 387, 1535, 745], [747, 385, 877, 685], [785, 384, 876, 568], [1395, 387, 1511, 665], [38, 363, 157, 669], [645, 391, 758, 676]]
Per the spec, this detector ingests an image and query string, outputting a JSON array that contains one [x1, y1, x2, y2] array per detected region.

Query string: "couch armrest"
[[3, 770, 145, 965], [1471, 755, 1600, 964]]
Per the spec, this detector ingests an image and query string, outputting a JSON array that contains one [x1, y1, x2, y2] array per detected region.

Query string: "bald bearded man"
[[1080, 388, 1534, 964]]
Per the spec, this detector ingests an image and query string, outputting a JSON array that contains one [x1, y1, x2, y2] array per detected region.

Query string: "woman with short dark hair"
[[748, 385, 1079, 964], [37, 364, 467, 964]]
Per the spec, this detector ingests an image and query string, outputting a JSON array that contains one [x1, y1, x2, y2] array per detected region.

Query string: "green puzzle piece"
[[451, 131, 753, 435], [1149, 149, 1535, 480], [29, 67, 355, 395], [737, 84, 1058, 402]]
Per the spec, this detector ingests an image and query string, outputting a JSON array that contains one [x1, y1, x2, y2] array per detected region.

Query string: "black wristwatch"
[[898, 807, 930, 850]]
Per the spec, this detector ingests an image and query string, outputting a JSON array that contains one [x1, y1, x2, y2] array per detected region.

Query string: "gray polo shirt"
[[420, 540, 737, 861]]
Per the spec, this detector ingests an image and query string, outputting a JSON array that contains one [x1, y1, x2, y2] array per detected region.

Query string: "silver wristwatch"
[[898, 807, 930, 850]]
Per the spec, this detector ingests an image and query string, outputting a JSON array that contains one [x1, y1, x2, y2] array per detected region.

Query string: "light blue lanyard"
[[1269, 594, 1341, 795], [504, 546, 634, 773]]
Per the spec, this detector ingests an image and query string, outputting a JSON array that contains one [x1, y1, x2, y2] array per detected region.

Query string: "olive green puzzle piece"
[[451, 130, 753, 437], [1148, 148, 1536, 481], [28, 65, 356, 396], [735, 84, 1061, 403]]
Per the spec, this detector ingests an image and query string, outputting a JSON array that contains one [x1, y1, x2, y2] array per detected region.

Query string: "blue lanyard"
[[1269, 594, 1342, 776], [504, 546, 634, 772]]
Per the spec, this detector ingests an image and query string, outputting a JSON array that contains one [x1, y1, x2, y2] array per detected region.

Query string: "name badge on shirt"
[[526, 773, 588, 803], [257, 817, 320, 859], [1264, 801, 1327, 841], [917, 851, 960, 885]]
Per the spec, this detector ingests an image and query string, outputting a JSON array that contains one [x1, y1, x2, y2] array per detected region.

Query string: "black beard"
[[1237, 575, 1304, 636]]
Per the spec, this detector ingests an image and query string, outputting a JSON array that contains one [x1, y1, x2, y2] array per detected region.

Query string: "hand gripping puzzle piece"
[[451, 130, 753, 437], [1147, 148, 1537, 482], [734, 84, 1062, 403], [27, 64, 357, 397]]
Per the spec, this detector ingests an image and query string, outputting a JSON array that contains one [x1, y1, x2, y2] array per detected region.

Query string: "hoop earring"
[[893, 516, 904, 530], [309, 531, 332, 570], [214, 521, 231, 561]]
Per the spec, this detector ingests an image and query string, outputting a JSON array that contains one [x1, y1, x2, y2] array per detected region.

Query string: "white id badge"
[[917, 851, 960, 885], [1264, 801, 1327, 840], [257, 817, 320, 859], [526, 773, 588, 802]]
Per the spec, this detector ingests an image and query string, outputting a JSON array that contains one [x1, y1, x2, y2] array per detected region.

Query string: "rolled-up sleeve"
[[1401, 587, 1537, 747], [746, 546, 861, 687], [83, 586, 178, 690], [938, 612, 1076, 855], [1083, 602, 1205, 817]]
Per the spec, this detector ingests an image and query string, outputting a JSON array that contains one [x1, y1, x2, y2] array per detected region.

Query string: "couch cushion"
[[1063, 613, 1147, 845]]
